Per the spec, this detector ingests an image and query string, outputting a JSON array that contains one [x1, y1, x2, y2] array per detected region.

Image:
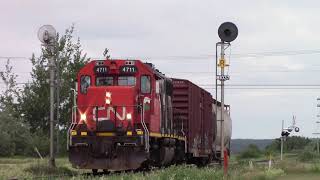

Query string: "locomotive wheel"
[[92, 169, 98, 175]]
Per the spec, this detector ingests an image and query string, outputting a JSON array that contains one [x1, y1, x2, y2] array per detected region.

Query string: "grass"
[[1, 154, 320, 180], [0, 158, 85, 180]]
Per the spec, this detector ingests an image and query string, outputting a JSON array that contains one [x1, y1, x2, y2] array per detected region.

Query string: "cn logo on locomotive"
[[92, 106, 127, 121]]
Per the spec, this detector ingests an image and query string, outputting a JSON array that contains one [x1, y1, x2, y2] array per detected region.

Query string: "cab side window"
[[141, 75, 151, 93], [80, 75, 91, 94]]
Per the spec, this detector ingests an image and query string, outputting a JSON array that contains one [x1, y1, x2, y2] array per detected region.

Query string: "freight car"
[[68, 59, 231, 173]]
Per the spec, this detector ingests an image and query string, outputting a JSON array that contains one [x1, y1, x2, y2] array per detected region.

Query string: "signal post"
[[38, 25, 57, 168], [215, 22, 238, 174]]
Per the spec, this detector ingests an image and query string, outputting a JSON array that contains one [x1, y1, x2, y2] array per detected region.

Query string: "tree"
[[265, 136, 311, 153], [19, 25, 89, 133], [0, 59, 20, 112], [0, 59, 33, 156]]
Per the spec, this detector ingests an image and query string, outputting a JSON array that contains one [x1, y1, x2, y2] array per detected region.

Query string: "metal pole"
[[49, 45, 56, 168], [316, 101, 320, 155], [317, 138, 319, 154], [56, 56, 60, 155], [280, 120, 284, 161], [37, 25, 57, 168], [215, 43, 218, 159], [220, 42, 225, 160]]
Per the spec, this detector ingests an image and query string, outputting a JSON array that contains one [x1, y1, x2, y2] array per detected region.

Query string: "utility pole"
[[313, 127, 320, 155], [38, 25, 57, 168], [280, 120, 284, 161], [313, 98, 320, 154], [49, 46, 55, 167], [56, 60, 60, 155]]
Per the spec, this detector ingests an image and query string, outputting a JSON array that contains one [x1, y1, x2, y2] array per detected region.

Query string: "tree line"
[[238, 136, 316, 160]]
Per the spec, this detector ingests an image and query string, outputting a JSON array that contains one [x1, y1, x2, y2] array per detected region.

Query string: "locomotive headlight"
[[105, 92, 112, 98], [105, 98, 111, 105], [126, 113, 132, 120], [80, 113, 87, 122]]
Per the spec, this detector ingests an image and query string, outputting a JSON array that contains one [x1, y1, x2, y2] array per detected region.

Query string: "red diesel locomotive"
[[68, 59, 231, 173]]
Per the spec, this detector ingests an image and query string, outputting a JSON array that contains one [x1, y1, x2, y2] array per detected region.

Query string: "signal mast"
[[37, 25, 57, 168], [215, 22, 238, 172], [280, 115, 300, 160]]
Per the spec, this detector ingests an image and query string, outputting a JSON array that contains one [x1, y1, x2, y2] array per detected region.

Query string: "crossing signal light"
[[281, 131, 290, 137]]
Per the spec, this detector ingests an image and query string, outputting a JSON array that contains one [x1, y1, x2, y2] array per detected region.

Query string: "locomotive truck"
[[68, 59, 231, 173]]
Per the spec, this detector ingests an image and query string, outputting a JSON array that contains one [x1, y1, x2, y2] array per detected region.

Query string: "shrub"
[[238, 144, 262, 159], [0, 131, 15, 156], [298, 151, 320, 162], [0, 110, 33, 156]]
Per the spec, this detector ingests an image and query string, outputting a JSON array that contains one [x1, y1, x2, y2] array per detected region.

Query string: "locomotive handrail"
[[142, 97, 151, 152], [67, 89, 78, 150]]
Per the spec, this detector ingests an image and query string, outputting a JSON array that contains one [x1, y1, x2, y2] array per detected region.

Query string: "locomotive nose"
[[81, 86, 136, 132]]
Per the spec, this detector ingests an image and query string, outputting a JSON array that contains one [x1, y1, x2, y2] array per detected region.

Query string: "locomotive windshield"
[[96, 76, 136, 86], [118, 76, 136, 86], [96, 77, 113, 86]]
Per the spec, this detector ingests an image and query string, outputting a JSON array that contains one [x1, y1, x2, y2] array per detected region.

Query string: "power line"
[[114, 49, 320, 61], [204, 88, 320, 90], [3, 48, 320, 61], [0, 56, 30, 60], [58, 48, 320, 61], [164, 70, 320, 74], [199, 84, 320, 87]]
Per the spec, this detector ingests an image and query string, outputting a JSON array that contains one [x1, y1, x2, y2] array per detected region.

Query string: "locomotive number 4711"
[[95, 66, 108, 74], [120, 66, 137, 73]]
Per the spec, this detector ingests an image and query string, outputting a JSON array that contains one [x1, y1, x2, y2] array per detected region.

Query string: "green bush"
[[0, 110, 33, 156], [0, 109, 66, 157], [298, 151, 320, 162], [238, 144, 262, 159], [0, 131, 15, 156], [265, 136, 311, 153]]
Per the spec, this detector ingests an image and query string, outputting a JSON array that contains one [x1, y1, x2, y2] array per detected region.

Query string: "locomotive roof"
[[85, 59, 168, 79]]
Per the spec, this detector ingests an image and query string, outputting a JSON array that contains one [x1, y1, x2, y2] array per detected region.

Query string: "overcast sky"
[[1, 0, 320, 139]]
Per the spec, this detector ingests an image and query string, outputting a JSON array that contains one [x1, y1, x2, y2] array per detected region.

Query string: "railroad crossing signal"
[[280, 116, 300, 160]]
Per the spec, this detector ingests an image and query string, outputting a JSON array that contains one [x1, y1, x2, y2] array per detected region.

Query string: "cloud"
[[1, 0, 320, 138]]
